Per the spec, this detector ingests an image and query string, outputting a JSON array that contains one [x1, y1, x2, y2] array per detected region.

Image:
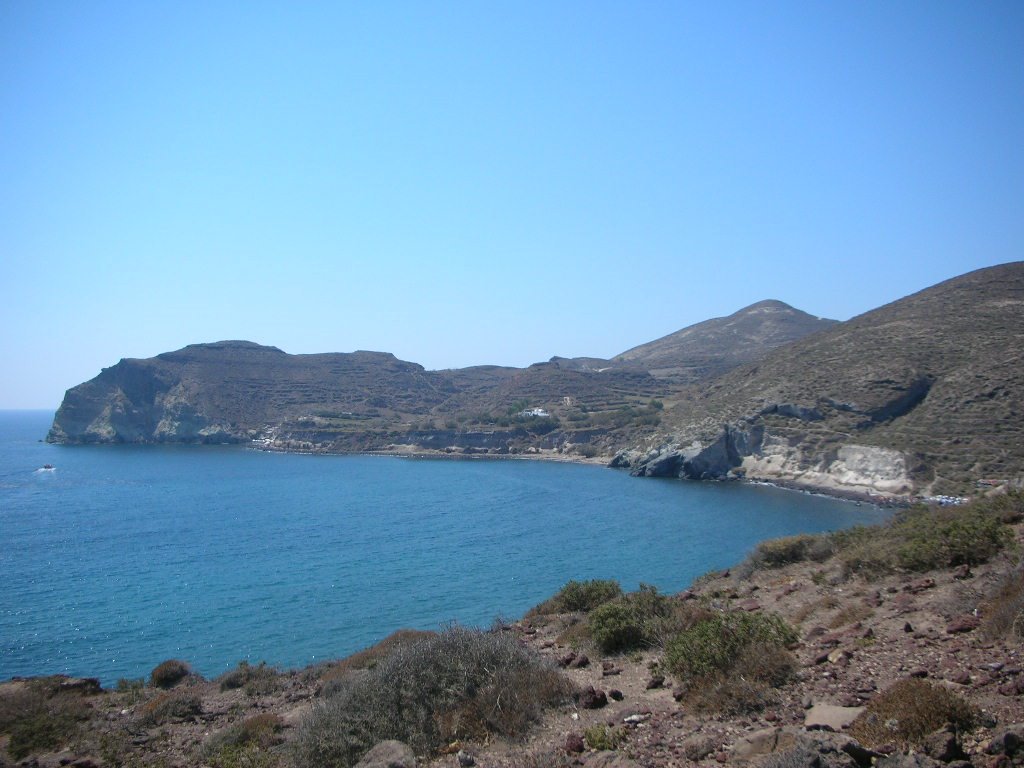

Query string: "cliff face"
[[47, 341, 439, 445], [615, 262, 1024, 498]]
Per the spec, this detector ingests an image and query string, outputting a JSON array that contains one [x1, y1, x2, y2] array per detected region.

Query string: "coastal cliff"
[[612, 262, 1024, 499]]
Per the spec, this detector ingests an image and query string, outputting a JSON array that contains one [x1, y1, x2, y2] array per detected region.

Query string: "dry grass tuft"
[[150, 659, 192, 688], [981, 567, 1024, 640], [848, 678, 978, 751], [136, 688, 203, 726]]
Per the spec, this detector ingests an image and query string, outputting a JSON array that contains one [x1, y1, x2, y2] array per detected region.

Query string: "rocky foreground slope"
[[3, 493, 1023, 768], [47, 262, 1024, 497]]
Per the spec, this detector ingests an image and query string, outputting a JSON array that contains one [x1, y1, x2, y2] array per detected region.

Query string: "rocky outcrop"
[[615, 417, 912, 498]]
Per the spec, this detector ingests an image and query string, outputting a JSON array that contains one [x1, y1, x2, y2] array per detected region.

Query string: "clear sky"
[[2, 2, 1022, 409]]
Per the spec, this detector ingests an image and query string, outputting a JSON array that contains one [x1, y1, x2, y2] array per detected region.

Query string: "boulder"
[[682, 736, 716, 761], [922, 725, 964, 762], [354, 740, 416, 768], [987, 724, 1024, 756], [805, 704, 864, 731], [577, 685, 608, 709], [945, 615, 981, 634], [565, 733, 585, 754], [875, 754, 942, 768], [733, 727, 799, 759]]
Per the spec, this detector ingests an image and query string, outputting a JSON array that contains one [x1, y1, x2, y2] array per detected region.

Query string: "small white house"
[[518, 407, 550, 418]]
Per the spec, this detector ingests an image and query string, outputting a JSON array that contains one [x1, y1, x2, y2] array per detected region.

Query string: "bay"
[[0, 410, 888, 686]]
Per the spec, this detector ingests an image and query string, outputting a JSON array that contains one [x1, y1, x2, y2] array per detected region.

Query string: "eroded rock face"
[[617, 419, 911, 497]]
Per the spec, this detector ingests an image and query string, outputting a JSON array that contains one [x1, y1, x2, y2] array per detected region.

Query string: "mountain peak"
[[611, 301, 837, 381]]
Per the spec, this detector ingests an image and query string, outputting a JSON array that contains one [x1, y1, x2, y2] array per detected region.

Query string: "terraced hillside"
[[48, 297, 831, 456]]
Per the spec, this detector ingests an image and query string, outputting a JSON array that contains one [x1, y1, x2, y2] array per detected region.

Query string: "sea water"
[[0, 410, 888, 686]]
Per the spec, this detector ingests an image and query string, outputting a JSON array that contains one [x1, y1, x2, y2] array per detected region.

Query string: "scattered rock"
[[609, 689, 624, 701], [646, 675, 665, 689]]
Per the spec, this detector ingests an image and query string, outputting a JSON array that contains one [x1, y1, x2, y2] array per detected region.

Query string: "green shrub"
[[150, 658, 191, 688], [0, 679, 94, 760], [665, 611, 797, 680], [529, 579, 623, 615], [974, 490, 1024, 524], [833, 500, 1013, 577], [7, 709, 80, 760], [665, 612, 797, 714], [589, 602, 644, 653], [896, 506, 1010, 571], [588, 585, 708, 654], [292, 626, 573, 768], [848, 678, 978, 750], [202, 713, 285, 766], [749, 534, 832, 569], [686, 641, 797, 714], [584, 724, 626, 750]]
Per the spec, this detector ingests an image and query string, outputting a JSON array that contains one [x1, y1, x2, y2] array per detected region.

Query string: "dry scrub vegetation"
[[293, 626, 573, 768]]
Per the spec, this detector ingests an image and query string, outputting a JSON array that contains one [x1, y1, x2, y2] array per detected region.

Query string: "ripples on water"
[[0, 410, 889, 685]]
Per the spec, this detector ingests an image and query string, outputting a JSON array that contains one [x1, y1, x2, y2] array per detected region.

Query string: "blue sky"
[[2, 2, 1022, 409]]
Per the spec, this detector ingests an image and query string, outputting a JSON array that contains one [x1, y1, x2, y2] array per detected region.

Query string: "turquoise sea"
[[0, 410, 888, 686]]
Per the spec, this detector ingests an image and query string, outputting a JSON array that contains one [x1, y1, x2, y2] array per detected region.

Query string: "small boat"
[[38, 464, 55, 472]]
